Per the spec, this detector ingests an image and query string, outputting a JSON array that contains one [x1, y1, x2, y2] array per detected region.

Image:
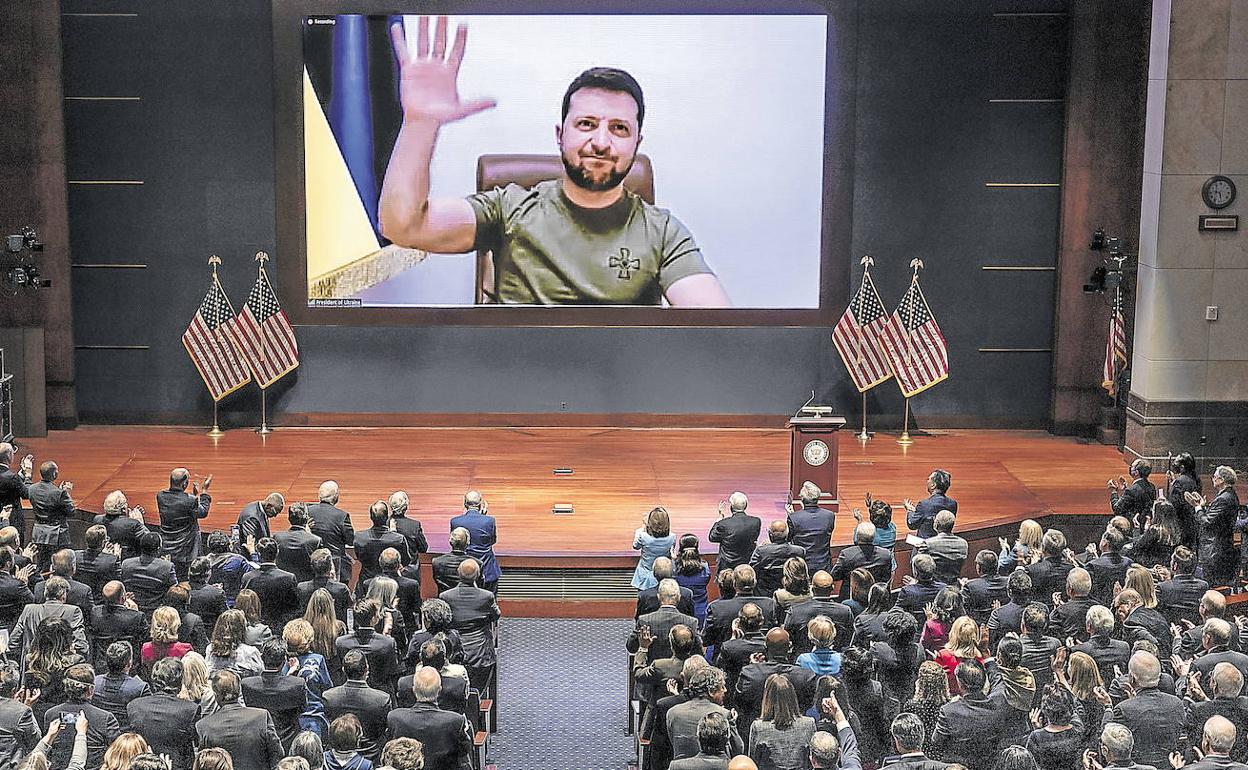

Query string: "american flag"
[[832, 271, 894, 392], [880, 277, 949, 397], [182, 279, 251, 401], [1102, 297, 1127, 396], [226, 265, 300, 389]]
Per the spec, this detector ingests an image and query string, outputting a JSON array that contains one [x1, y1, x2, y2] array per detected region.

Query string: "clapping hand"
[[923, 602, 936, 621], [19, 455, 32, 476], [1052, 591, 1066, 607], [14, 564, 34, 584], [902, 498, 917, 513], [636, 626, 654, 650], [60, 481, 72, 493], [1084, 542, 1099, 558], [1092, 685, 1112, 707], [1185, 491, 1206, 509], [665, 678, 680, 696], [717, 500, 726, 518], [998, 537, 1009, 554], [902, 575, 917, 587], [20, 543, 36, 561], [1083, 748, 1104, 770], [1171, 749, 1192, 769], [1188, 672, 1208, 702], [128, 505, 145, 521], [749, 652, 766, 664]]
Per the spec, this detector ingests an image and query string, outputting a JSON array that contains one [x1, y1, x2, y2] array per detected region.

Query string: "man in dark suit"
[[1025, 528, 1076, 607], [1095, 722, 1163, 770], [128, 658, 199, 770], [76, 525, 120, 602], [31, 549, 92, 619], [298, 548, 354, 622], [708, 491, 761, 573], [11, 576, 88, 659], [237, 492, 284, 550], [308, 481, 355, 584], [1187, 618, 1248, 683], [0, 663, 38, 770], [669, 711, 733, 770], [633, 622, 700, 713], [715, 603, 766, 708], [1192, 467, 1242, 587], [1109, 458, 1157, 527], [830, 522, 893, 599], [628, 579, 700, 664], [667, 667, 743, 762], [388, 491, 429, 583], [987, 570, 1032, 648], [904, 469, 956, 539], [1106, 651, 1186, 769], [785, 571, 853, 654], [27, 461, 74, 567], [1116, 587, 1173, 652], [386, 666, 473, 770], [1170, 452, 1202, 551], [241, 537, 299, 627], [187, 557, 226, 634], [1182, 663, 1248, 764], [963, 550, 1009, 624], [1086, 526, 1134, 604], [0, 445, 32, 540], [396, 639, 469, 713], [703, 565, 778, 649], [274, 502, 322, 584], [734, 628, 818, 732], [895, 554, 947, 623], [0, 547, 33, 634], [644, 656, 702, 770], [354, 501, 411, 596], [241, 639, 307, 752], [440, 559, 502, 692], [1074, 604, 1132, 685], [88, 581, 147, 672], [42, 664, 122, 770], [336, 598, 400, 695], [1185, 715, 1248, 770], [449, 491, 500, 595], [432, 528, 473, 594], [362, 547, 422, 632], [749, 520, 806, 597], [1157, 545, 1209, 625], [917, 511, 967, 585], [323, 651, 393, 762], [1049, 567, 1096, 641], [635, 557, 695, 618], [94, 490, 149, 561], [196, 670, 283, 770], [881, 712, 949, 769], [928, 661, 1011, 769], [120, 531, 177, 614], [155, 468, 211, 580], [787, 482, 836, 573], [1180, 591, 1243, 657]]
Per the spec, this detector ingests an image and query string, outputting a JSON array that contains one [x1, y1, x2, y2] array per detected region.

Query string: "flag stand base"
[[207, 402, 224, 438], [856, 392, 872, 441], [255, 388, 273, 435], [897, 398, 914, 445]]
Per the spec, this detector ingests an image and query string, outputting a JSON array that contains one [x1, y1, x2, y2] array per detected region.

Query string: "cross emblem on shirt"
[[608, 248, 641, 280]]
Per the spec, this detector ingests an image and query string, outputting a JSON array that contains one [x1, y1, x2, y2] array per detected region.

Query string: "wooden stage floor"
[[11, 426, 1129, 558]]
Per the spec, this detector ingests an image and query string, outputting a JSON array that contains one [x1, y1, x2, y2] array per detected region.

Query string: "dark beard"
[[561, 153, 634, 193]]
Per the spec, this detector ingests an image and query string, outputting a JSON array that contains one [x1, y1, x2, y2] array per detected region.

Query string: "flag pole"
[[206, 255, 226, 438], [897, 258, 923, 446], [253, 251, 274, 435], [856, 255, 874, 442], [857, 392, 871, 441]]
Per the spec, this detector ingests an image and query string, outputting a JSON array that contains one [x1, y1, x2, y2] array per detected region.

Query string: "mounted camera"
[[2, 226, 51, 294], [1083, 227, 1130, 293]]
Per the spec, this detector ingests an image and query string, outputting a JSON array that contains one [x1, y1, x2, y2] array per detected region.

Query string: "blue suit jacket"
[[907, 493, 957, 539], [449, 510, 500, 582]]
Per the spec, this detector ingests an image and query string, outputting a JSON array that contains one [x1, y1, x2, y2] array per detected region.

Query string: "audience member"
[[127, 658, 198, 770], [668, 667, 744, 762], [386, 491, 428, 584], [204, 532, 253, 604], [90, 643, 149, 730], [749, 522, 805, 598], [438, 560, 499, 693], [12, 577, 88, 662], [194, 670, 282, 770], [1103, 651, 1183, 769], [773, 558, 812, 624], [1108, 459, 1156, 527], [636, 557, 696, 619], [1051, 567, 1095, 640], [156, 469, 211, 581], [204, 609, 263, 679], [307, 482, 355, 584], [385, 667, 472, 770], [353, 502, 411, 596], [896, 554, 946, 624], [880, 712, 944, 769], [335, 600, 399, 696], [324, 714, 373, 770], [186, 558, 226, 634], [241, 539, 299, 628], [630, 579, 701, 665], [1026, 529, 1075, 608], [674, 535, 712, 625], [431, 529, 472, 596], [237, 494, 284, 550], [704, 567, 777, 650], [233, 589, 272, 647], [0, 662, 38, 769], [241, 639, 307, 752], [120, 533, 177, 615], [93, 492, 148, 563], [670, 711, 731, 770], [275, 503, 323, 585], [904, 469, 956, 540], [988, 570, 1033, 648], [748, 674, 817, 770], [919, 511, 967, 585], [28, 463, 74, 568], [830, 523, 892, 600], [709, 492, 761, 573], [900, 663, 950, 754], [449, 491, 500, 595], [735, 630, 818, 737], [298, 550, 353, 623], [999, 519, 1043, 573], [0, 445, 32, 538], [43, 663, 121, 770], [873, 611, 923, 705], [1192, 466, 1240, 587], [929, 661, 1010, 769], [786, 483, 835, 574], [322, 651, 390, 763]]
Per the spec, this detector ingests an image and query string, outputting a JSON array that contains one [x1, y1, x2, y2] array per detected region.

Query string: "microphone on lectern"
[[796, 390, 816, 418]]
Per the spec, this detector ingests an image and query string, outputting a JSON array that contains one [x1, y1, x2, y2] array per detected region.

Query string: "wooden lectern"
[[786, 410, 846, 510]]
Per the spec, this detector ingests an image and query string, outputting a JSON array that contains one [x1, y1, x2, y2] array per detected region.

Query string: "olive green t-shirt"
[[466, 179, 713, 305]]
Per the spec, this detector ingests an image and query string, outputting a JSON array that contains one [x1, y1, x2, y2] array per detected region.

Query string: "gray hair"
[[411, 666, 441, 703], [854, 521, 876, 545], [448, 527, 470, 550], [1214, 466, 1238, 486], [1086, 605, 1114, 636], [0, 444, 12, 463], [685, 667, 726, 699], [799, 482, 820, 505], [657, 578, 681, 604], [388, 491, 409, 516], [103, 490, 128, 514], [1100, 722, 1134, 761], [728, 492, 748, 513], [809, 731, 840, 768], [889, 713, 925, 754], [318, 481, 339, 504], [463, 490, 483, 509]]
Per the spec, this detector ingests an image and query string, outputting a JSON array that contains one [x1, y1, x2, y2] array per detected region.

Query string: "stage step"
[[499, 567, 637, 599]]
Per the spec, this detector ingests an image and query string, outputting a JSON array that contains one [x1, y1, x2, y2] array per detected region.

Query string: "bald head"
[[812, 571, 834, 597], [768, 520, 789, 543], [764, 628, 791, 660], [1212, 662, 1244, 699], [1128, 651, 1161, 689], [102, 581, 125, 605], [1205, 715, 1237, 754], [170, 468, 189, 489], [318, 481, 339, 504], [263, 493, 285, 516], [1203, 590, 1228, 618], [457, 558, 480, 583], [727, 757, 758, 770]]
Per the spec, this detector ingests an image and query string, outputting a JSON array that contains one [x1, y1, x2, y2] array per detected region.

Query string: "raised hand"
[[852, 508, 863, 523], [1185, 491, 1206, 509], [15, 564, 35, 584], [61, 481, 73, 492], [1170, 749, 1188, 769], [1084, 748, 1103, 770], [1170, 654, 1191, 679], [637, 626, 654, 650], [202, 474, 212, 492], [1092, 685, 1112, 706], [903, 498, 916, 513], [390, 16, 496, 126]]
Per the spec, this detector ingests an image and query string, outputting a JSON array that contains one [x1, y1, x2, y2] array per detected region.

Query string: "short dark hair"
[[342, 649, 369, 680], [189, 557, 212, 581], [369, 501, 389, 527], [975, 549, 998, 575], [150, 657, 183, 693], [311, 548, 335, 577], [354, 598, 381, 629], [1022, 602, 1050, 634], [419, 640, 447, 670], [696, 711, 730, 755], [139, 531, 163, 556], [561, 67, 645, 129], [1102, 527, 1126, 553], [256, 537, 278, 562], [210, 669, 241, 704], [890, 713, 925, 754], [328, 713, 363, 752], [105, 641, 133, 675], [1007, 570, 1032, 601], [1172, 452, 1196, 476], [954, 660, 986, 693], [288, 501, 309, 526], [1172, 545, 1197, 575], [1041, 682, 1074, 726], [929, 469, 952, 493], [260, 638, 288, 670], [85, 525, 107, 551]]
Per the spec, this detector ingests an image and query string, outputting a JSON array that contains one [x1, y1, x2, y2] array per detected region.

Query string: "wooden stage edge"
[[12, 425, 1130, 563]]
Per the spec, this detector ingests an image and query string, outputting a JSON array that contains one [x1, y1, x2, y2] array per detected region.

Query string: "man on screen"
[[379, 15, 730, 307]]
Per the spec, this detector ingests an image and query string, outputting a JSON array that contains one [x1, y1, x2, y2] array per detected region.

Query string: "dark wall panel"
[[63, 0, 1069, 426]]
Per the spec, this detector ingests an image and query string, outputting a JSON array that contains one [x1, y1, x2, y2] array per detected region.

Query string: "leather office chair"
[[474, 153, 655, 304]]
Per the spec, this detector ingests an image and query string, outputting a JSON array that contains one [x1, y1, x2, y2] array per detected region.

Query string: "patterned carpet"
[[491, 617, 636, 770]]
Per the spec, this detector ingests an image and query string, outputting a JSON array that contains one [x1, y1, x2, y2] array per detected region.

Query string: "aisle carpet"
[[491, 617, 636, 770]]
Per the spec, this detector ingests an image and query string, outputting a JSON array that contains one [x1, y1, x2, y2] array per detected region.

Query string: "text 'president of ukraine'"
[[378, 15, 731, 307]]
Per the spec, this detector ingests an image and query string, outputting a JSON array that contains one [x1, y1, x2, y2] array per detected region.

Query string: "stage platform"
[[15, 425, 1127, 560]]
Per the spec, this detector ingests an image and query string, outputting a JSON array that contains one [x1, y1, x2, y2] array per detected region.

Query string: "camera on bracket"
[[3, 227, 51, 293], [1083, 227, 1129, 293]]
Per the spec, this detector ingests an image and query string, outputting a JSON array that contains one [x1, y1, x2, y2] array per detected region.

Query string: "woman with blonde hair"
[[933, 615, 984, 692], [284, 619, 332, 735], [233, 589, 272, 646], [304, 589, 346, 661], [364, 576, 405, 651], [902, 661, 950, 750], [142, 606, 192, 667], [1056, 649, 1109, 749], [630, 506, 675, 590], [1000, 519, 1044, 571], [179, 651, 217, 717], [1124, 564, 1159, 608], [100, 733, 150, 770], [204, 609, 262, 678]]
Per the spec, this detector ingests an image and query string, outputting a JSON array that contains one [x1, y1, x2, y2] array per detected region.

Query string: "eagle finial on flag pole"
[[207, 254, 222, 271], [909, 258, 924, 278], [860, 254, 875, 271], [254, 251, 270, 275]]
